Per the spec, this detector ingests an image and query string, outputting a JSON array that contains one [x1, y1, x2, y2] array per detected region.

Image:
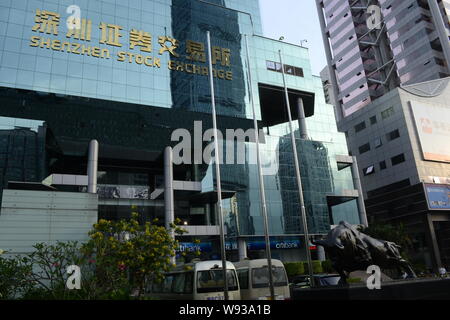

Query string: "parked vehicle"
[[148, 260, 241, 300], [234, 259, 290, 300], [290, 274, 341, 289]]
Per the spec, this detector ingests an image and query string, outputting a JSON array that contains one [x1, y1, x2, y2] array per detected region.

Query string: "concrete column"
[[428, 0, 450, 71], [425, 214, 442, 273], [87, 140, 98, 194], [297, 98, 308, 140], [205, 203, 211, 226], [238, 238, 247, 261], [351, 156, 368, 227], [164, 147, 175, 242], [317, 245, 326, 262]]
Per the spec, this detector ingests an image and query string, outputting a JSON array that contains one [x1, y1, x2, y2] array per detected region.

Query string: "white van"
[[234, 259, 290, 300], [148, 260, 241, 300]]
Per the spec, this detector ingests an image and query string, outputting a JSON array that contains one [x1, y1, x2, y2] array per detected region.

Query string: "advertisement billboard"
[[410, 101, 450, 163], [424, 183, 450, 210]]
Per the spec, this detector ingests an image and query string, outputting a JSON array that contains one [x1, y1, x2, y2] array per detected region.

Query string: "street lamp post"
[[206, 30, 229, 300], [278, 49, 315, 287]]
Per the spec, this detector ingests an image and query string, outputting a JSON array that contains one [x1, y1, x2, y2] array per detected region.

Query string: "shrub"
[[80, 213, 188, 298], [302, 260, 323, 274], [284, 262, 305, 279], [321, 260, 334, 273], [0, 252, 33, 300]]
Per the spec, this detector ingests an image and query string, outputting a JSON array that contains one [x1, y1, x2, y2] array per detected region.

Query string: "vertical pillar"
[[238, 238, 247, 261], [87, 140, 98, 194], [428, 0, 450, 71], [205, 203, 211, 226], [317, 245, 326, 262], [297, 98, 308, 140], [164, 147, 175, 242], [351, 156, 368, 227], [425, 213, 442, 273]]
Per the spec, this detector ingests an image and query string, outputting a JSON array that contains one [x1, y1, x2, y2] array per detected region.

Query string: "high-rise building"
[[316, 0, 450, 119], [317, 0, 450, 271], [0, 0, 363, 263]]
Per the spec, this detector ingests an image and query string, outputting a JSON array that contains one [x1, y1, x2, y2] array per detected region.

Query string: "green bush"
[[284, 260, 326, 279], [284, 262, 305, 279], [0, 253, 33, 300], [302, 261, 323, 274], [321, 260, 334, 273], [347, 278, 362, 284]]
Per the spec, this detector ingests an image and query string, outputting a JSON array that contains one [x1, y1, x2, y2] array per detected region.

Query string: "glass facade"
[[0, 116, 48, 199], [0, 0, 360, 246]]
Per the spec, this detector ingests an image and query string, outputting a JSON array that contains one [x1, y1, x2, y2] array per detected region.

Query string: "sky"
[[259, 0, 327, 76]]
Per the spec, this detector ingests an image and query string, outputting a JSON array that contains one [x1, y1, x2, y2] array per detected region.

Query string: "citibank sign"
[[177, 240, 302, 253]]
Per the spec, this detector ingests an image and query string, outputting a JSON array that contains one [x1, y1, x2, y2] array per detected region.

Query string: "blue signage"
[[176, 239, 302, 253], [425, 184, 450, 210], [177, 242, 212, 253], [247, 239, 301, 250]]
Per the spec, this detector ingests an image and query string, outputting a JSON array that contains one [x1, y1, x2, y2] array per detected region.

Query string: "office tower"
[[317, 0, 450, 271], [0, 0, 362, 263]]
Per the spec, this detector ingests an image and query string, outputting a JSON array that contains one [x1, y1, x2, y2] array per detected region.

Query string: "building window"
[[359, 143, 371, 154], [363, 165, 375, 176], [370, 116, 377, 125], [391, 153, 406, 166], [380, 160, 387, 170], [354, 121, 366, 133], [374, 137, 382, 148], [387, 129, 400, 141], [266, 60, 304, 78], [381, 106, 395, 119]]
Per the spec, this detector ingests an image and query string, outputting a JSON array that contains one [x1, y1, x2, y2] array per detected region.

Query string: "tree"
[[0, 251, 33, 300], [81, 213, 187, 298], [359, 222, 413, 257]]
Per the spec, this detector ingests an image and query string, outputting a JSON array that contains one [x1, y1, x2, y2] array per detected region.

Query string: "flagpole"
[[206, 30, 229, 300], [278, 50, 314, 287], [245, 35, 275, 300]]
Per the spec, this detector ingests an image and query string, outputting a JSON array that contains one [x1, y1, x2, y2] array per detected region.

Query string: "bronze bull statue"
[[313, 221, 416, 284]]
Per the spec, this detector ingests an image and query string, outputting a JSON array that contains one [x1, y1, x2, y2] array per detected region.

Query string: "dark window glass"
[[266, 60, 303, 78], [354, 121, 366, 133], [391, 154, 406, 166], [380, 161, 387, 170], [173, 273, 186, 294], [363, 165, 375, 176], [237, 269, 249, 290], [387, 129, 400, 141], [251, 267, 288, 288], [197, 270, 238, 293], [381, 106, 395, 119], [162, 274, 174, 293], [294, 67, 304, 77], [184, 272, 193, 294], [370, 116, 377, 125], [284, 65, 295, 75], [374, 138, 382, 148], [359, 143, 371, 154], [266, 61, 276, 71]]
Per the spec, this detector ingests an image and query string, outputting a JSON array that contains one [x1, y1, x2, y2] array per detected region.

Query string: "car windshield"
[[197, 269, 238, 293], [318, 276, 341, 286], [252, 266, 288, 288]]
